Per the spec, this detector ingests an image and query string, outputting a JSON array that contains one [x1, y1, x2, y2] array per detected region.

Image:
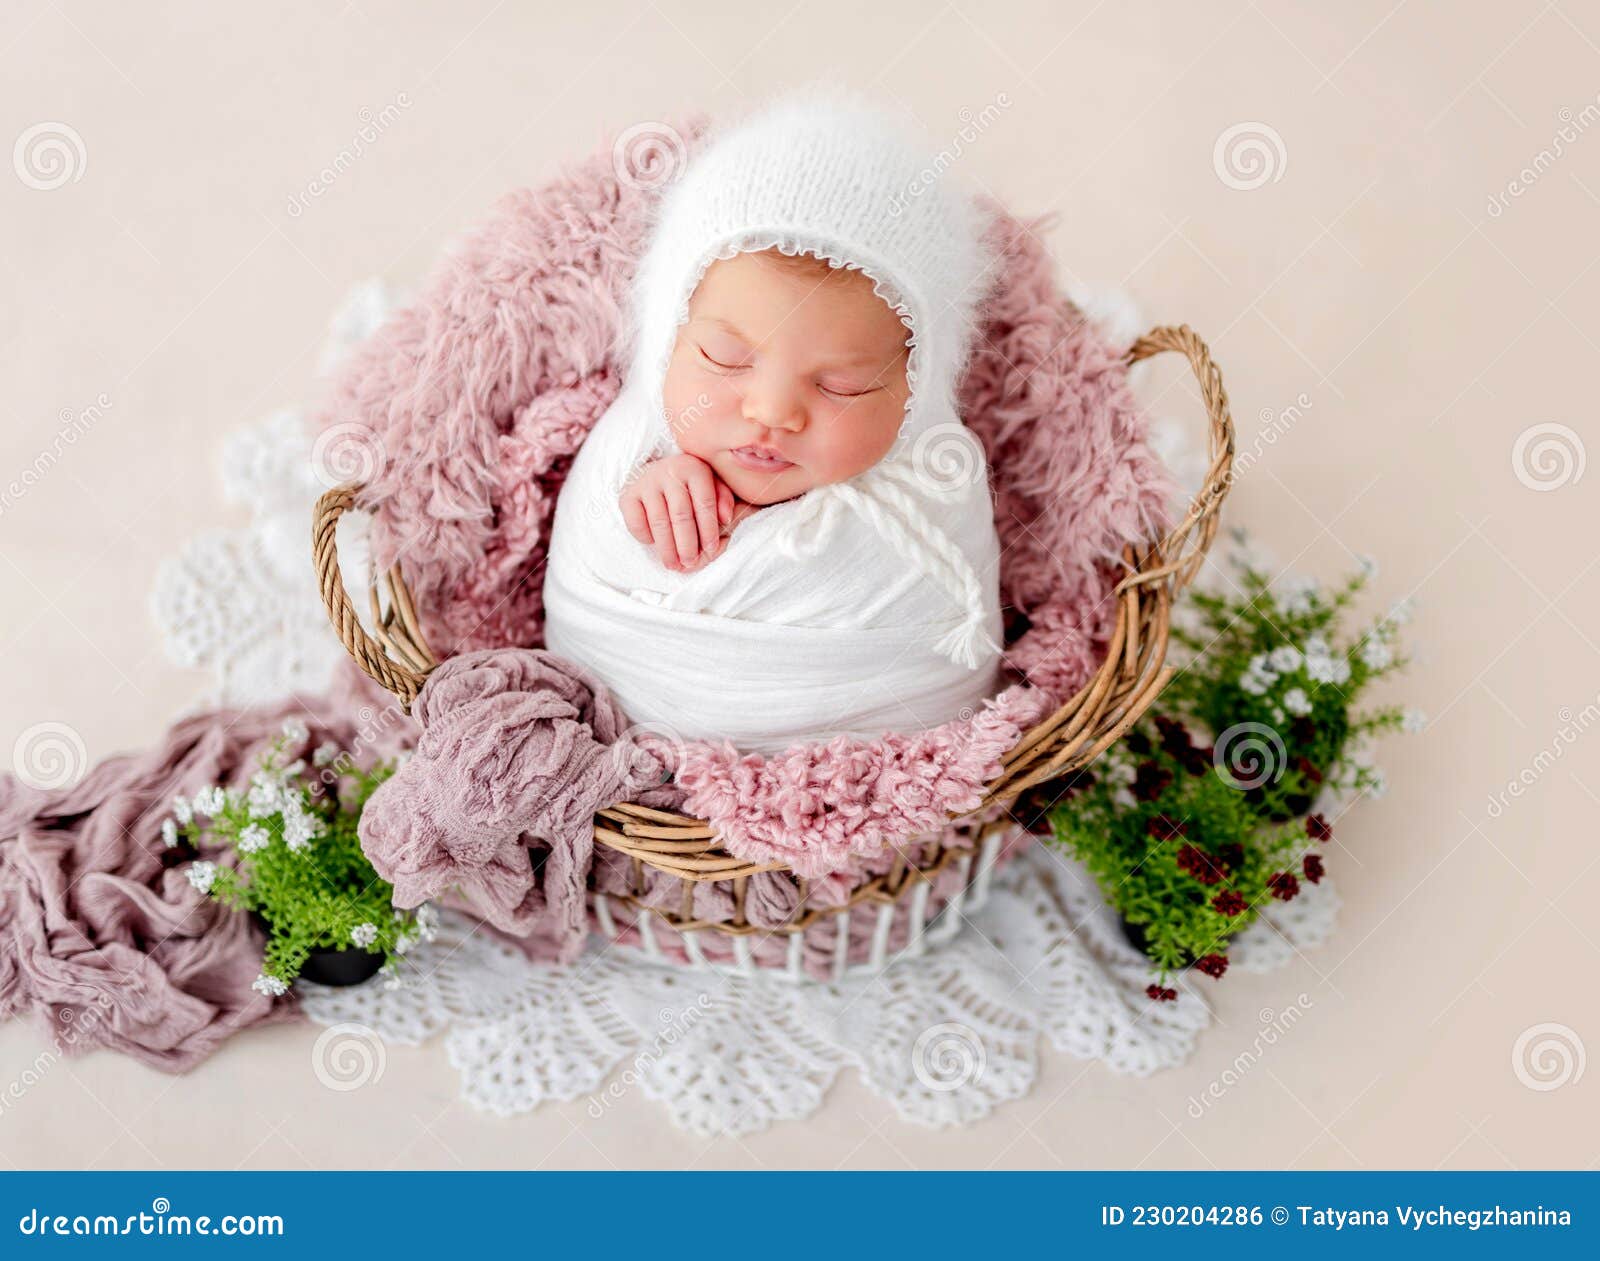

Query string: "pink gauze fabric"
[[355, 647, 667, 964], [0, 663, 412, 1072], [314, 114, 1176, 884]]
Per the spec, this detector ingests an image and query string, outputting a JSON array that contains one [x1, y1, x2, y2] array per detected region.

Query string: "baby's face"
[[661, 249, 912, 505]]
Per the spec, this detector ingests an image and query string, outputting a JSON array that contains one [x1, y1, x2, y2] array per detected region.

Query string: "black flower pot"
[[1118, 913, 1232, 970], [250, 911, 384, 988]]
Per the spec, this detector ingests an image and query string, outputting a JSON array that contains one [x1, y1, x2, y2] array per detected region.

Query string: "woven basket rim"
[[311, 322, 1236, 886]]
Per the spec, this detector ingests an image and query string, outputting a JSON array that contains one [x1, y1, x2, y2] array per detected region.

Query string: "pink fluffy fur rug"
[[314, 113, 1176, 879]]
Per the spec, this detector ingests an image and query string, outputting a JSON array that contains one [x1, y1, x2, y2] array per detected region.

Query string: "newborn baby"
[[542, 84, 1004, 755], [620, 246, 913, 573]]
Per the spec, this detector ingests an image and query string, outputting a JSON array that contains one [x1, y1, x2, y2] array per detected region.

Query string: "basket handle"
[[312, 482, 437, 711], [1119, 324, 1236, 596]]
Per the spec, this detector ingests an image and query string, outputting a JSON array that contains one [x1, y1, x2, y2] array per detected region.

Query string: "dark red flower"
[[1290, 716, 1317, 745], [1146, 983, 1178, 1002], [1125, 728, 1153, 757], [1268, 870, 1300, 901], [1211, 889, 1247, 916], [1133, 761, 1174, 802], [1181, 745, 1213, 776], [1176, 844, 1227, 886], [1155, 715, 1193, 757], [1218, 843, 1245, 874], [1293, 755, 1324, 785], [1146, 812, 1188, 841], [1306, 813, 1332, 842], [1302, 853, 1325, 884], [1194, 953, 1229, 979]]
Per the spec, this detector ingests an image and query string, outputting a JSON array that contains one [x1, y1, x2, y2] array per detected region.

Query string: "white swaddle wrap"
[[542, 85, 1005, 755]]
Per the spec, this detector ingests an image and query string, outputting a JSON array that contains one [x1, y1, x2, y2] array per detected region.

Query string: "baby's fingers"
[[642, 491, 681, 570], [684, 464, 723, 558], [620, 491, 653, 546], [716, 480, 733, 529], [664, 482, 702, 569]]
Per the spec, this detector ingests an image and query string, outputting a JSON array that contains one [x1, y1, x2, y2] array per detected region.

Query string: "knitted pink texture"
[[313, 114, 1175, 878]]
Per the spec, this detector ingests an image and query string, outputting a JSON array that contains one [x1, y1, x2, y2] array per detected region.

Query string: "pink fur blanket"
[[316, 115, 1176, 884]]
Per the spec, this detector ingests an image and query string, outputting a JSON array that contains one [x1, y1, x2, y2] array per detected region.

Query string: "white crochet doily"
[[149, 282, 1342, 1136]]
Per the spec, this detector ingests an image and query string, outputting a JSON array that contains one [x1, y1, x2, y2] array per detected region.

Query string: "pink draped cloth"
[[0, 663, 411, 1071], [356, 648, 665, 964]]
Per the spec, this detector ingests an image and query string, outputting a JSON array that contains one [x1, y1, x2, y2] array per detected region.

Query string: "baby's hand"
[[620, 453, 736, 572]]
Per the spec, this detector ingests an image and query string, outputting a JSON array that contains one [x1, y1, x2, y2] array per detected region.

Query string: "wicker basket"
[[312, 323, 1234, 973]]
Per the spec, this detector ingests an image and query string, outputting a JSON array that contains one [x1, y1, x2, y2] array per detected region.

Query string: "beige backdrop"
[[2, 0, 1596, 1169]]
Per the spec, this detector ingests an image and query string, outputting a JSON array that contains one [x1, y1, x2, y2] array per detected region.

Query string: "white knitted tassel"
[[933, 606, 999, 670]]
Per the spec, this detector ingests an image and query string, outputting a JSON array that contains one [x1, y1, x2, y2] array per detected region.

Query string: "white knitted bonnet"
[[609, 81, 1004, 667]]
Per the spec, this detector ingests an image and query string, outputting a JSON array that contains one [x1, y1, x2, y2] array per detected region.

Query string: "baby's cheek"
[[816, 402, 904, 481], [667, 374, 739, 455]]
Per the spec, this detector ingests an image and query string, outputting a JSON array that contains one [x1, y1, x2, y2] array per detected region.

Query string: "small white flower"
[[1307, 653, 1351, 685], [1111, 786, 1137, 809], [186, 861, 217, 894], [191, 785, 227, 817], [171, 795, 194, 826], [1356, 554, 1378, 579], [1274, 574, 1319, 616], [1283, 687, 1312, 716], [246, 771, 286, 820], [1270, 705, 1286, 724], [1268, 645, 1304, 673], [1360, 637, 1393, 669], [349, 921, 379, 948], [1240, 671, 1270, 696], [1367, 767, 1388, 798], [415, 903, 440, 942], [160, 818, 179, 848], [1402, 707, 1427, 733], [1386, 596, 1414, 626], [312, 741, 340, 768], [281, 801, 326, 851], [251, 973, 289, 997], [238, 823, 271, 853], [282, 718, 309, 744]]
